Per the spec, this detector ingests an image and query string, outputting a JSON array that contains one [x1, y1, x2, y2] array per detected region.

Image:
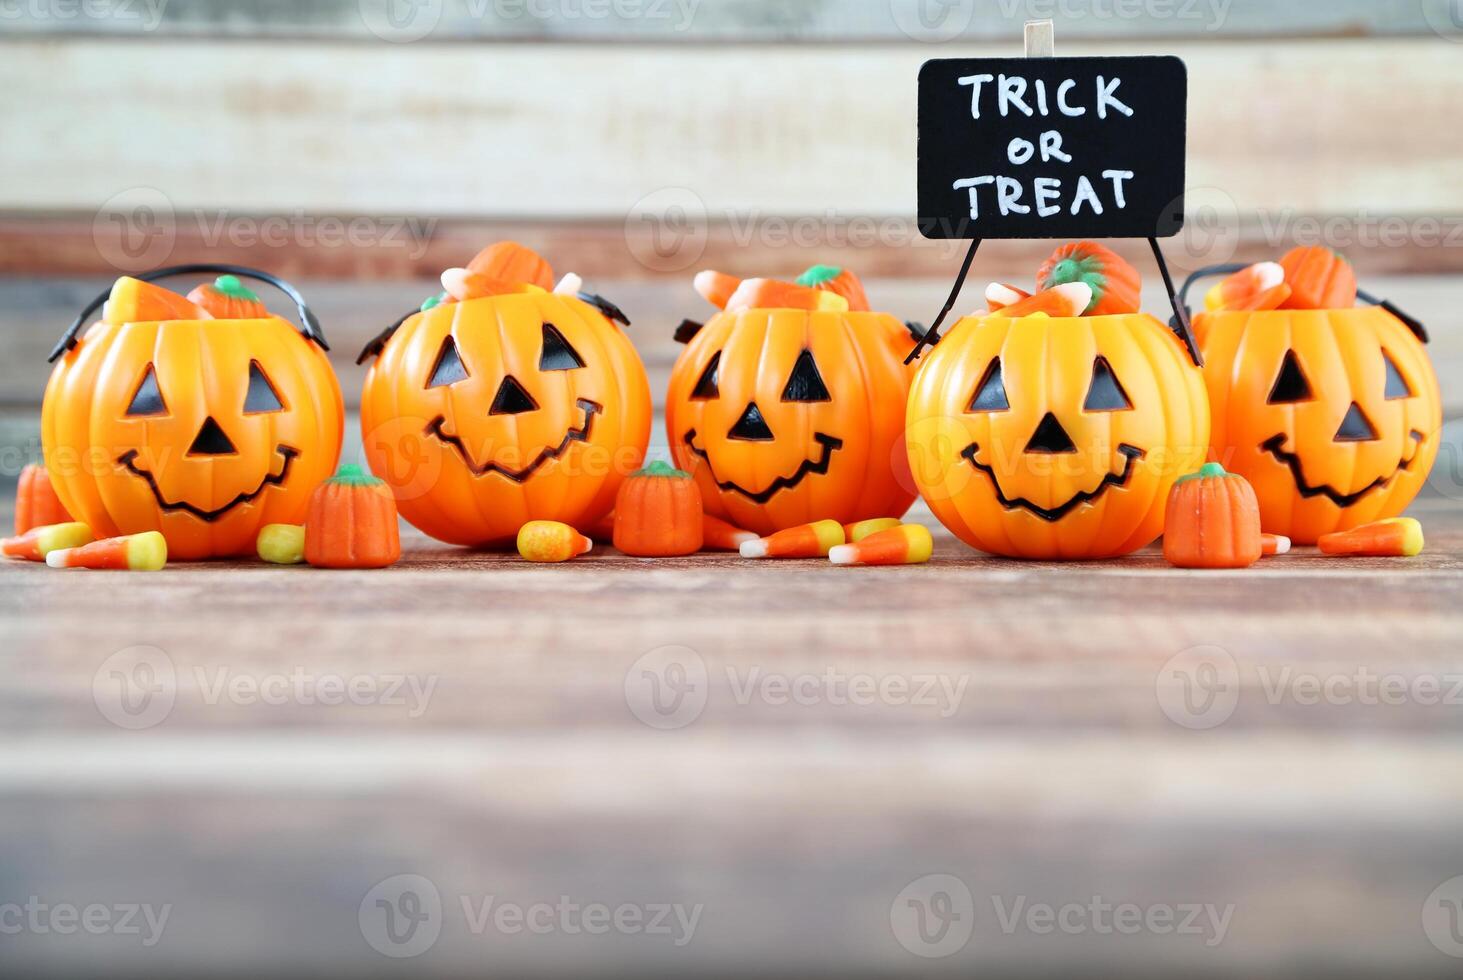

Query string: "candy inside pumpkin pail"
[[905, 311, 1209, 560], [1192, 293, 1440, 544], [40, 265, 344, 561]]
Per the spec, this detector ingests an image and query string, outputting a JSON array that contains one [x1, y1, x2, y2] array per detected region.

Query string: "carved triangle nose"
[[489, 375, 539, 416], [188, 416, 237, 456], [728, 402, 775, 441], [1334, 402, 1379, 442], [1024, 412, 1076, 454]]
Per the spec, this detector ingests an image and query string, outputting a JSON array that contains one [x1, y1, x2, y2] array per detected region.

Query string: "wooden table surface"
[[3, 494, 1463, 978], [3, 279, 1463, 978]]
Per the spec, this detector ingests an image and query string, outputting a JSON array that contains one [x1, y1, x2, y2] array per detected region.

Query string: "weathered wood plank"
[[0, 0, 1440, 41], [0, 497, 1461, 975], [2, 38, 1461, 218]]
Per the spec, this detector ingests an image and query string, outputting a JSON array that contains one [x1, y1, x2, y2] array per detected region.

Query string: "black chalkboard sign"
[[918, 56, 1187, 240]]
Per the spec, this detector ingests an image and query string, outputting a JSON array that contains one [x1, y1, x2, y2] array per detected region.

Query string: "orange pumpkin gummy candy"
[[1163, 463, 1262, 569], [14, 464, 73, 535], [1037, 241, 1142, 316], [1278, 246, 1357, 310]]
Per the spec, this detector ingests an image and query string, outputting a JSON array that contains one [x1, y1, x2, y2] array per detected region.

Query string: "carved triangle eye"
[[1383, 351, 1413, 400], [126, 364, 167, 417], [244, 361, 286, 414], [539, 323, 585, 371], [1083, 356, 1132, 412], [691, 351, 721, 400], [427, 335, 469, 388], [1268, 350, 1312, 404], [781, 350, 831, 403], [967, 360, 1009, 412]]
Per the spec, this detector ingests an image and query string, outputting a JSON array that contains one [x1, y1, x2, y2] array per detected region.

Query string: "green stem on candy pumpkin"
[[1174, 462, 1230, 484], [634, 459, 691, 480], [327, 464, 386, 487]]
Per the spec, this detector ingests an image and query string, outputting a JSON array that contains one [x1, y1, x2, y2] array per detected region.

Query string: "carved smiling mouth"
[[1261, 429, 1426, 508], [427, 399, 602, 483], [119, 445, 299, 523], [960, 442, 1146, 523], [682, 430, 843, 504]]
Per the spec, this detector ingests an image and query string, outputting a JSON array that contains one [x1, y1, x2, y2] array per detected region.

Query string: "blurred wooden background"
[[2, 0, 1461, 461]]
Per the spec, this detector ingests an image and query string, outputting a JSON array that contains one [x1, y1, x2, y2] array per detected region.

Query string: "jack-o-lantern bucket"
[[906, 263, 1209, 560], [1186, 252, 1441, 543], [665, 268, 919, 535], [41, 266, 345, 560], [358, 243, 652, 547]]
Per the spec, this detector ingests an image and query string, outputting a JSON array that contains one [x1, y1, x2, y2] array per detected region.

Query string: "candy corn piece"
[[829, 524, 933, 567], [47, 531, 167, 571], [984, 282, 1031, 311], [739, 519, 844, 559], [1204, 261, 1284, 312], [843, 517, 901, 543], [2, 522, 93, 561], [1260, 533, 1291, 557], [693, 270, 742, 310], [1318, 518, 1424, 558], [702, 514, 757, 552], [517, 520, 593, 563], [989, 282, 1092, 318], [440, 268, 543, 302], [257, 524, 306, 565]]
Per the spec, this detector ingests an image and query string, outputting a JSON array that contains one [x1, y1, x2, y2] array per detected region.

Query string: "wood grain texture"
[[2, 38, 1462, 217], [0, 497, 1461, 977], [0, 0, 1440, 41]]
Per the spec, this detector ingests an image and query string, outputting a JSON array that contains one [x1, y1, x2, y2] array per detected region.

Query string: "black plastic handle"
[[1174, 262, 1427, 344], [48, 264, 328, 363]]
